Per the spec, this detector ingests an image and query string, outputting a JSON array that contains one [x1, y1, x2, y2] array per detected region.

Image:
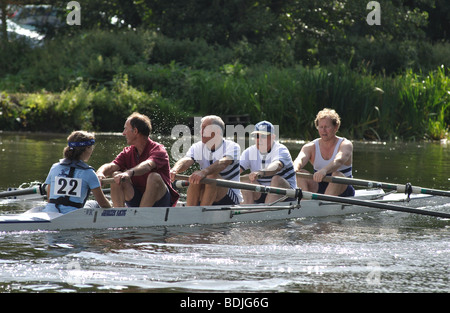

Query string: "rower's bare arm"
[[96, 163, 120, 179], [114, 159, 157, 183], [132, 160, 156, 176], [322, 140, 353, 174], [294, 143, 313, 172], [170, 157, 195, 181], [248, 160, 283, 182], [91, 187, 112, 208], [333, 140, 353, 168], [46, 184, 50, 200], [201, 156, 233, 177], [188, 156, 233, 184], [257, 160, 283, 177]]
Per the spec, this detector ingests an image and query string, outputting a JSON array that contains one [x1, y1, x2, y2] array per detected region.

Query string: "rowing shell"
[[0, 189, 431, 232]]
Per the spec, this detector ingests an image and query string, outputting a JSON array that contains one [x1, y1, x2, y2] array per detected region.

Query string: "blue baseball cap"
[[251, 121, 274, 136]]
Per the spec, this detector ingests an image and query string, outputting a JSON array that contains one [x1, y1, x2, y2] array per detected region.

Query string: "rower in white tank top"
[[294, 108, 355, 197], [313, 137, 353, 177]]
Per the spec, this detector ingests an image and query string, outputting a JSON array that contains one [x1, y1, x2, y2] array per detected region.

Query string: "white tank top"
[[313, 137, 352, 177]]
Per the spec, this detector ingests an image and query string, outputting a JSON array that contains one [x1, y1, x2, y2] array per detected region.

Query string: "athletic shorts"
[[212, 188, 240, 205], [317, 181, 355, 197], [126, 186, 171, 207]]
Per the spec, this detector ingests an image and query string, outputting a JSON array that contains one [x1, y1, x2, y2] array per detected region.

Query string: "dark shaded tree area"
[[1, 0, 449, 74], [68, 1, 450, 71], [45, 0, 449, 43]]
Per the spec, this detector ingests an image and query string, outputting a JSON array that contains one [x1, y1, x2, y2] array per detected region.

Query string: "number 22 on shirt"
[[54, 176, 82, 197]]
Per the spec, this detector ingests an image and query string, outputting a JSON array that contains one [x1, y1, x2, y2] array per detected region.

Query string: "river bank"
[[1, 63, 449, 141]]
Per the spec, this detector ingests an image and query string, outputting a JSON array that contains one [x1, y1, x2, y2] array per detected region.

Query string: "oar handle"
[[175, 174, 190, 181], [101, 178, 115, 185]]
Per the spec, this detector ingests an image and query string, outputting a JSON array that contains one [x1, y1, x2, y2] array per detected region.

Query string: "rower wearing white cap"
[[240, 121, 297, 204]]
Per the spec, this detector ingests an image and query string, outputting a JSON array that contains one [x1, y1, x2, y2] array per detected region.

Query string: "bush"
[[91, 75, 188, 133], [1, 75, 188, 134], [0, 92, 23, 130], [1, 29, 448, 140]]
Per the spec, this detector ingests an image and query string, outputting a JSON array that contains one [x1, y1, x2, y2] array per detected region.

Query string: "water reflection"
[[0, 210, 448, 293], [1, 133, 449, 293]]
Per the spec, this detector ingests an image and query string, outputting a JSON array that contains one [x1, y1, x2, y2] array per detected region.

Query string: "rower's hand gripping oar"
[[175, 174, 450, 219]]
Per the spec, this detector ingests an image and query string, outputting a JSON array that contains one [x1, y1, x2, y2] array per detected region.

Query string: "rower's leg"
[[266, 175, 291, 203], [241, 189, 262, 204], [196, 173, 228, 206], [200, 184, 228, 206], [110, 171, 134, 207], [324, 171, 348, 196], [186, 181, 203, 206], [240, 175, 261, 204], [140, 172, 168, 207], [296, 170, 318, 192]]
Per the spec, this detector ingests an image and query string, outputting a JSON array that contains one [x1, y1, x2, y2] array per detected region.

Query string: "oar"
[[297, 172, 450, 197], [1, 184, 111, 201], [101, 178, 115, 185], [175, 174, 300, 199], [175, 174, 450, 219], [173, 180, 298, 212], [304, 190, 450, 218], [0, 184, 46, 199]]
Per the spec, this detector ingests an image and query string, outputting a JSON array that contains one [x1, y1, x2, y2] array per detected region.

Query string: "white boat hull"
[[0, 189, 428, 232]]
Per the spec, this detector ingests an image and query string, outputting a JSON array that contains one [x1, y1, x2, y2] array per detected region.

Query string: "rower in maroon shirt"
[[96, 112, 179, 207]]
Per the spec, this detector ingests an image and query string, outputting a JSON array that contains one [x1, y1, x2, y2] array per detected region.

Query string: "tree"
[[0, 0, 6, 46], [0, 0, 57, 46]]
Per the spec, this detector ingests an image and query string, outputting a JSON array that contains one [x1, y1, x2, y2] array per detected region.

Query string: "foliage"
[[0, 1, 449, 140], [37, 0, 448, 73], [1, 27, 449, 93], [173, 62, 449, 140], [2, 62, 448, 140], [3, 0, 448, 73], [0, 75, 187, 133]]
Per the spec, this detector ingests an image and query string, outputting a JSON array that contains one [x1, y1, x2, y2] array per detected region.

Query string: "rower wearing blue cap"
[[240, 121, 297, 204]]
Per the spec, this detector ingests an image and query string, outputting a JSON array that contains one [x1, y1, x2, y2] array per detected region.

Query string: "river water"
[[0, 132, 449, 294]]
